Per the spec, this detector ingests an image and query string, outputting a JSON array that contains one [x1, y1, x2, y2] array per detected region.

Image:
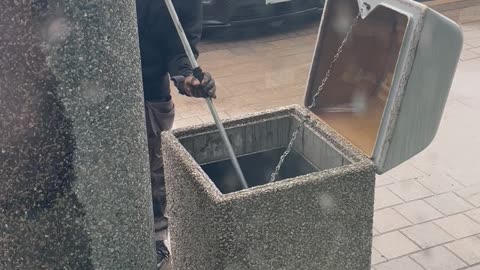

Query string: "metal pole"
[[164, 0, 248, 189]]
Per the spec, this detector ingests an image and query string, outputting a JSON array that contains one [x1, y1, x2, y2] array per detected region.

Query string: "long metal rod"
[[165, 0, 248, 189], [205, 98, 249, 189]]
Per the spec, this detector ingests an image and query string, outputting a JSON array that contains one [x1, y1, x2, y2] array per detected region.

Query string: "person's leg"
[[145, 98, 174, 238], [144, 97, 175, 268]]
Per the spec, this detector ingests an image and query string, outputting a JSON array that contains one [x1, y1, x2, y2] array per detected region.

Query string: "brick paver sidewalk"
[[172, 19, 480, 270]]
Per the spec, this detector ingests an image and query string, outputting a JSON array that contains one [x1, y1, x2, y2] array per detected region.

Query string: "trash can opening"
[[201, 147, 319, 194], [176, 108, 356, 194]]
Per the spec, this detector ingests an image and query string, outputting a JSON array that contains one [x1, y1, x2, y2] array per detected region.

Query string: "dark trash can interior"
[[178, 113, 353, 194], [201, 147, 318, 193]]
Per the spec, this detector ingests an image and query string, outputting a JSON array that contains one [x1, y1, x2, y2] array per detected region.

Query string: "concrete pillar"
[[0, 1, 155, 269]]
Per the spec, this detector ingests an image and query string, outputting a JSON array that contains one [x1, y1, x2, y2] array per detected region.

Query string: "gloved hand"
[[174, 72, 216, 99]]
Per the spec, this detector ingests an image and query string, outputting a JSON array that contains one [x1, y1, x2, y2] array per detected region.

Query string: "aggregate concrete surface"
[[0, 1, 155, 269], [163, 106, 376, 270]]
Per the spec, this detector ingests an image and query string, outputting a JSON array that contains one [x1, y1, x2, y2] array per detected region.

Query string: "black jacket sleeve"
[[166, 0, 203, 78]]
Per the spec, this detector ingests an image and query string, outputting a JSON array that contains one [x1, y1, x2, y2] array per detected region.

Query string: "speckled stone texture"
[[162, 105, 376, 270], [0, 1, 155, 269]]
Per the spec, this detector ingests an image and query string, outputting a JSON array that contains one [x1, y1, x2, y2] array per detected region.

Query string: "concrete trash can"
[[163, 106, 376, 270], [162, 0, 462, 269]]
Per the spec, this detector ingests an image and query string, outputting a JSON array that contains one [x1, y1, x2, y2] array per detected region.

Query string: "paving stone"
[[466, 39, 480, 49], [426, 193, 474, 215], [376, 174, 396, 187], [466, 208, 480, 223], [374, 187, 404, 210], [456, 185, 480, 207], [197, 111, 231, 123], [373, 231, 420, 259], [461, 25, 476, 32], [418, 173, 463, 194], [470, 46, 480, 54], [446, 236, 480, 265], [374, 256, 424, 270], [464, 41, 475, 49], [408, 157, 442, 176], [434, 214, 480, 239], [371, 248, 387, 265], [388, 180, 434, 202], [461, 49, 480, 61], [464, 39, 480, 47], [395, 200, 444, 224], [464, 28, 480, 40], [465, 265, 480, 270], [173, 117, 204, 129], [447, 168, 480, 187], [401, 222, 455, 249], [411, 246, 467, 270], [388, 163, 425, 182], [175, 104, 210, 119], [373, 208, 412, 233]]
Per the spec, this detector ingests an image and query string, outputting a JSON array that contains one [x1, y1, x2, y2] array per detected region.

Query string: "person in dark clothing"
[[135, 0, 216, 268]]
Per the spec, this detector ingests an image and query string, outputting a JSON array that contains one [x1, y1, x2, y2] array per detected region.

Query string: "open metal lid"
[[305, 0, 462, 173]]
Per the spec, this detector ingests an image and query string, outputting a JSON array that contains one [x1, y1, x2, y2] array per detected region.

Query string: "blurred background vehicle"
[[202, 0, 325, 28]]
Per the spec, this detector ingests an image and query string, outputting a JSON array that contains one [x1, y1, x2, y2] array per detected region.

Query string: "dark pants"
[[144, 98, 175, 241]]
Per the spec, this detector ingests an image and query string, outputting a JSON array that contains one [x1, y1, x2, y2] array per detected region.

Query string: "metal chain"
[[269, 8, 364, 183]]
